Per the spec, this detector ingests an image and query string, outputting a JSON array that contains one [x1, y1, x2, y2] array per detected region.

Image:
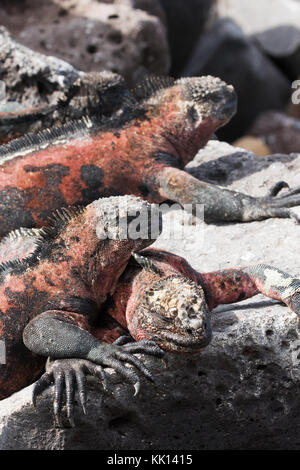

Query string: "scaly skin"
[[1, 219, 300, 425], [0, 195, 164, 406], [0, 74, 300, 237], [109, 249, 300, 351]]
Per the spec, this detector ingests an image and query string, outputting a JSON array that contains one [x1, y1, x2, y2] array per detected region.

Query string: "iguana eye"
[[152, 310, 173, 323], [187, 105, 199, 123]]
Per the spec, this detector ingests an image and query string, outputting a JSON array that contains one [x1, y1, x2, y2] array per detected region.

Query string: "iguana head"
[[139, 75, 237, 166], [126, 272, 212, 353], [177, 75, 237, 127]]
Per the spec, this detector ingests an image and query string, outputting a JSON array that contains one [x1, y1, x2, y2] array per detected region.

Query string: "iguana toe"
[[32, 358, 107, 427], [258, 184, 300, 223], [113, 335, 134, 346], [267, 181, 290, 197], [120, 339, 165, 357], [32, 371, 53, 408], [264, 181, 300, 205]]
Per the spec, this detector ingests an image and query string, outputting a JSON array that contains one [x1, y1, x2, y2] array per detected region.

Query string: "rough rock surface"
[[0, 26, 80, 107], [182, 19, 291, 142], [0, 0, 170, 85], [1, 141, 300, 449], [249, 111, 300, 155]]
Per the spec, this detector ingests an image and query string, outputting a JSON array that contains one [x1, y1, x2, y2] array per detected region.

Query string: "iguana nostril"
[[186, 328, 193, 335]]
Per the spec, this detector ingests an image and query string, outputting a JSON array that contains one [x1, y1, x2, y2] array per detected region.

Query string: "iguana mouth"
[[152, 328, 212, 351], [215, 96, 237, 124]]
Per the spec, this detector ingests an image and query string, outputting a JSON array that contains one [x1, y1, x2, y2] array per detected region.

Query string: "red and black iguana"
[[0, 195, 299, 426], [0, 74, 300, 238]]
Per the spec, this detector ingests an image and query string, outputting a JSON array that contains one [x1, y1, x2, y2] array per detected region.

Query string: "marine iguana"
[[0, 74, 300, 237], [0, 197, 300, 426], [0, 195, 164, 407], [0, 71, 129, 144]]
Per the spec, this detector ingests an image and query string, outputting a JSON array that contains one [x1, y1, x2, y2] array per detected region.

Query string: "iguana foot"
[[88, 338, 164, 394], [33, 358, 107, 427], [157, 167, 300, 224], [239, 181, 300, 223], [257, 181, 300, 223], [32, 339, 164, 426]]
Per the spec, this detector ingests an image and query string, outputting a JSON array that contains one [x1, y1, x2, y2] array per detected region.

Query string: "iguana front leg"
[[199, 265, 300, 312], [155, 166, 300, 223], [23, 310, 163, 426]]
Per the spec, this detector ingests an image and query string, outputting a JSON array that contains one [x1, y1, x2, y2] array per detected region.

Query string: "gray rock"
[[216, 0, 300, 79], [2, 141, 300, 449], [216, 0, 300, 36], [185, 139, 299, 186], [8, 0, 170, 85], [253, 26, 300, 79], [182, 19, 291, 142], [0, 26, 80, 107], [114, 0, 167, 26]]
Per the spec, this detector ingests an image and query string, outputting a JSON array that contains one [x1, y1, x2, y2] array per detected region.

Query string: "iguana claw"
[[260, 181, 300, 223], [267, 181, 290, 197], [99, 338, 163, 395], [113, 335, 133, 346], [32, 339, 163, 426], [33, 358, 107, 427], [238, 181, 300, 223]]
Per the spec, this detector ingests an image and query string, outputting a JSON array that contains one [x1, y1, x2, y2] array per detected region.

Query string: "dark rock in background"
[[182, 19, 291, 142], [253, 26, 300, 81], [159, 0, 215, 77], [0, 0, 170, 85], [249, 111, 300, 155], [215, 0, 300, 79]]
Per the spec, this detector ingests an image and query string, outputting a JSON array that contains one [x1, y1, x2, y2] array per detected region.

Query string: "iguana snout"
[[127, 275, 212, 353], [178, 75, 237, 127]]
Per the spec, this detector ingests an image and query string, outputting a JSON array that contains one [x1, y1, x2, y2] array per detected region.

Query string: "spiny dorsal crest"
[[56, 71, 131, 116], [132, 75, 175, 102], [0, 258, 25, 277], [132, 252, 162, 276], [0, 227, 42, 266], [1, 227, 41, 243], [0, 205, 86, 276], [0, 118, 94, 163], [38, 206, 86, 243]]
